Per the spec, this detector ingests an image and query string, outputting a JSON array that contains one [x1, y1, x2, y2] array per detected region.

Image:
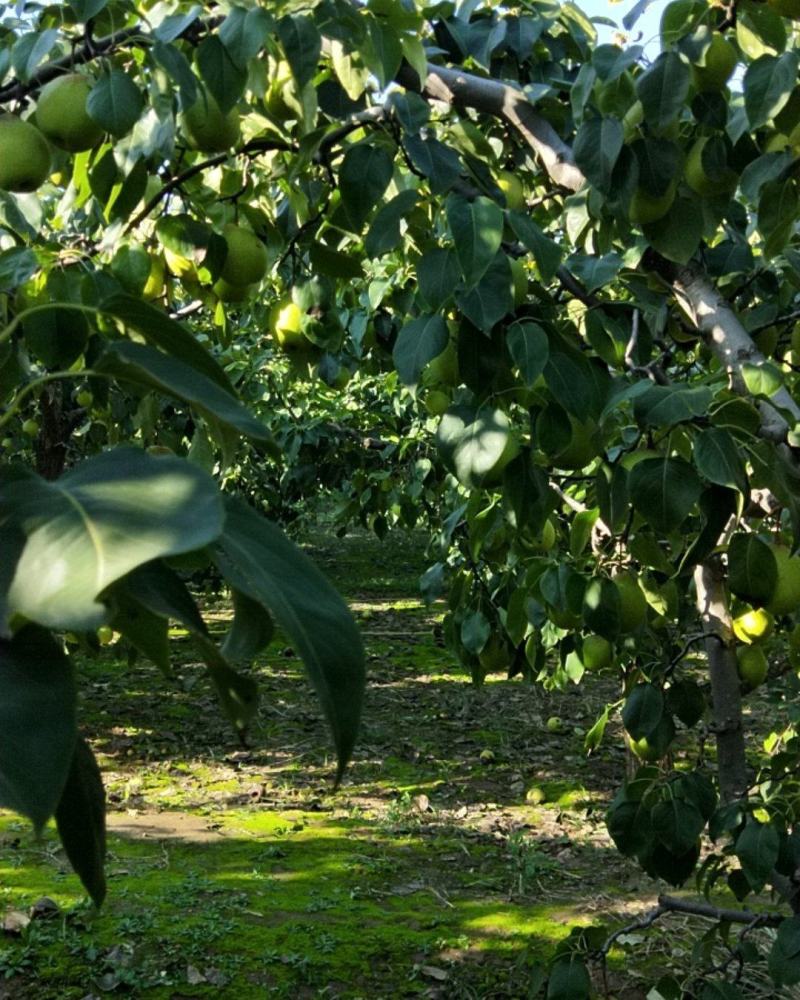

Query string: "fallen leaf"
[[420, 965, 449, 981]]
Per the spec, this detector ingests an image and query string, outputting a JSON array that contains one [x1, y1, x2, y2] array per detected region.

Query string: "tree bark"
[[693, 558, 748, 804]]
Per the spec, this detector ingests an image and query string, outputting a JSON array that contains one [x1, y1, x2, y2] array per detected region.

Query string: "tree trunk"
[[693, 557, 748, 804]]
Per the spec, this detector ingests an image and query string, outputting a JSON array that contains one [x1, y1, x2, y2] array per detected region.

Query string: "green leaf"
[[151, 41, 198, 108], [636, 51, 690, 133], [507, 213, 562, 282], [693, 427, 748, 494], [744, 52, 798, 129], [69, 0, 110, 19], [278, 14, 322, 90], [221, 590, 274, 663], [573, 116, 623, 193], [0, 247, 38, 292], [622, 682, 664, 740], [416, 248, 459, 310], [213, 498, 365, 783], [23, 306, 89, 368], [96, 341, 274, 445], [446, 194, 504, 287], [727, 534, 778, 608], [582, 577, 622, 640], [393, 315, 449, 386], [456, 253, 514, 330], [461, 609, 490, 654], [363, 18, 403, 88], [741, 360, 783, 397], [436, 405, 517, 490], [642, 195, 704, 264], [652, 797, 706, 855], [547, 956, 591, 1000], [507, 320, 549, 386], [596, 463, 629, 533], [364, 190, 418, 258], [628, 456, 702, 534], [339, 142, 394, 232], [631, 135, 681, 196], [769, 915, 800, 987], [196, 35, 247, 114], [0, 626, 76, 830], [153, 5, 202, 43], [736, 817, 780, 890], [99, 294, 234, 392], [0, 449, 224, 631], [634, 385, 714, 429], [86, 69, 143, 138], [405, 135, 461, 194], [109, 586, 170, 675], [219, 6, 273, 69], [117, 560, 207, 637], [55, 737, 106, 907], [503, 451, 551, 533]]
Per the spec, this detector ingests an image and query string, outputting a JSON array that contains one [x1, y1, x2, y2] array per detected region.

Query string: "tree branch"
[[395, 63, 584, 192]]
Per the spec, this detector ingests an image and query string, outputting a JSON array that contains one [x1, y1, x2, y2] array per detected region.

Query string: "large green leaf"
[[446, 194, 504, 287], [622, 682, 664, 740], [456, 252, 514, 331], [96, 341, 274, 446], [393, 315, 449, 385], [547, 956, 591, 1000], [1, 449, 224, 631], [693, 427, 748, 495], [636, 51, 690, 133], [99, 294, 234, 392], [736, 817, 780, 890], [744, 52, 798, 129], [86, 68, 144, 137], [573, 116, 623, 193], [197, 34, 247, 114], [212, 498, 365, 782], [628, 456, 702, 534], [436, 405, 517, 489], [339, 142, 394, 231], [0, 626, 76, 830], [769, 915, 800, 988], [507, 320, 549, 386], [55, 737, 106, 907], [727, 534, 778, 608], [642, 195, 704, 264], [365, 190, 418, 258], [278, 13, 322, 90], [634, 384, 713, 428]]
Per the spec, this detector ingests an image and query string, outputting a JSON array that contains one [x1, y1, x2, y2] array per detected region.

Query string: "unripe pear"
[[0, 115, 51, 192], [36, 73, 104, 152]]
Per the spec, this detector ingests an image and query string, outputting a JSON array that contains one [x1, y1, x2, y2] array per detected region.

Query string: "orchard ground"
[[0, 530, 794, 999]]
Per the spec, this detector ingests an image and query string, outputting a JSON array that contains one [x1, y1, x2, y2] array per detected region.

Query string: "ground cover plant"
[[5, 0, 800, 995]]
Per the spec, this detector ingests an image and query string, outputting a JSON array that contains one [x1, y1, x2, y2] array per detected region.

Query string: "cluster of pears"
[[731, 543, 800, 689], [0, 73, 104, 192], [626, 34, 739, 227]]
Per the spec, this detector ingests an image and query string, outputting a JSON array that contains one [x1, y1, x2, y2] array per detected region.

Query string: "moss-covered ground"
[[0, 531, 793, 998]]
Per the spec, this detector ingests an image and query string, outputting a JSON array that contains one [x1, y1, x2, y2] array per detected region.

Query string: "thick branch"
[[672, 263, 800, 442], [396, 64, 584, 192]]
